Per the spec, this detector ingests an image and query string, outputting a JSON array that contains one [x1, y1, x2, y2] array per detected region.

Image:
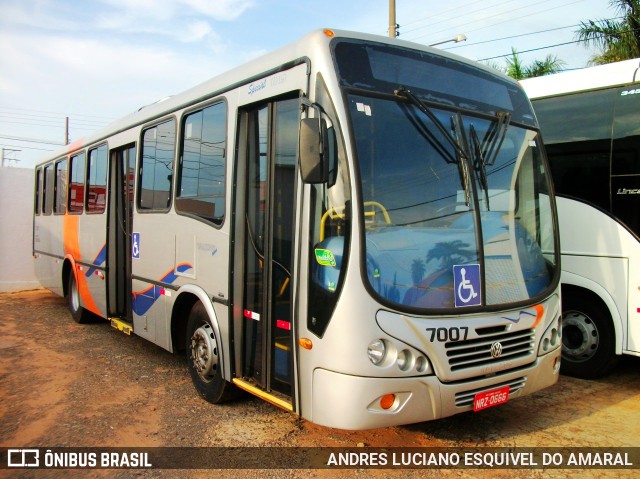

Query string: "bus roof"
[[520, 58, 640, 100], [36, 28, 515, 167]]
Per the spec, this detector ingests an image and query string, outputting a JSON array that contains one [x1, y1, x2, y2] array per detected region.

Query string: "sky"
[[0, 0, 615, 169]]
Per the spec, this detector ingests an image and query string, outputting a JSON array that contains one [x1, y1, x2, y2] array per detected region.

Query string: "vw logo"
[[490, 342, 503, 358]]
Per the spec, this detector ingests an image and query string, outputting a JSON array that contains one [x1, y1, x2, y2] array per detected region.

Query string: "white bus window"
[[177, 102, 226, 224]]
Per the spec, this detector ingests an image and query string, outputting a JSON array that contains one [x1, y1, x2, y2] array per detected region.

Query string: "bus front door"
[[237, 98, 299, 403]]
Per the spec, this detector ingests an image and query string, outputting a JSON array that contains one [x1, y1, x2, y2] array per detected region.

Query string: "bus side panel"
[[627, 257, 640, 355], [71, 213, 107, 318], [131, 214, 177, 351], [33, 214, 64, 296]]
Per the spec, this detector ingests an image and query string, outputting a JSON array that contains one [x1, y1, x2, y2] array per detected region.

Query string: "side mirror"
[[299, 117, 328, 184]]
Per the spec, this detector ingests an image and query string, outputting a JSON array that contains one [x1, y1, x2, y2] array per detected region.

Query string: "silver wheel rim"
[[190, 323, 218, 383], [562, 310, 599, 362], [71, 277, 80, 312]]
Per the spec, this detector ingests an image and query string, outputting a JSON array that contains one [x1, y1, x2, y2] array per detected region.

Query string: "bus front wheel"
[[561, 292, 618, 379], [186, 302, 235, 403]]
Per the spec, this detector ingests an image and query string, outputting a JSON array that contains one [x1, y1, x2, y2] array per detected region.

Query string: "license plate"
[[473, 385, 510, 412]]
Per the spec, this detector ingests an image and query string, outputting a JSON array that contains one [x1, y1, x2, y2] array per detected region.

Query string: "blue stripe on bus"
[[132, 263, 193, 316]]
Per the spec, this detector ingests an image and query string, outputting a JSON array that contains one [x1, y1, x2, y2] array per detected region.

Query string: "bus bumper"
[[310, 350, 560, 430]]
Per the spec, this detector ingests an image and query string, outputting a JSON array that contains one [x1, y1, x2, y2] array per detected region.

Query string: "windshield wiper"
[[470, 112, 511, 211], [394, 87, 472, 206], [470, 125, 490, 210]]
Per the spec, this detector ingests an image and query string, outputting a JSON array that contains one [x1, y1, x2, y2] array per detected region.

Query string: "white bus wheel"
[[561, 292, 617, 379]]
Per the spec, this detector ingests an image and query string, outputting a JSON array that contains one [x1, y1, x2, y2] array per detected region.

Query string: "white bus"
[[33, 29, 561, 430], [521, 59, 640, 378]]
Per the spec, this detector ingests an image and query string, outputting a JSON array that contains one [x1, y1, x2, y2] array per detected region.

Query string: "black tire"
[[561, 291, 618, 379], [186, 302, 236, 403], [68, 273, 91, 324]]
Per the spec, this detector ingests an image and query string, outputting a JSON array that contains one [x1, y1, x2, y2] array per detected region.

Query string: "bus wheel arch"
[[561, 285, 618, 378]]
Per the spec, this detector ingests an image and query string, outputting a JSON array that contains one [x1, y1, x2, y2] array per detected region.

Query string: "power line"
[[406, 0, 566, 42], [478, 26, 638, 61], [0, 134, 65, 146], [0, 106, 115, 122], [444, 24, 580, 49], [400, 0, 523, 36], [0, 143, 56, 152]]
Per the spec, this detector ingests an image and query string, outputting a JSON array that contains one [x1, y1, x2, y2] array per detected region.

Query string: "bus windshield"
[[333, 40, 558, 312]]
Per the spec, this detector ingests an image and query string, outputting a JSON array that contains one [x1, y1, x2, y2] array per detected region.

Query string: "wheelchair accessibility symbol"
[[132, 232, 140, 259], [453, 264, 481, 307]]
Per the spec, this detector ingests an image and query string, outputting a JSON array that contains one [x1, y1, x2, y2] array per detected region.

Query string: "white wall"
[[0, 167, 41, 292]]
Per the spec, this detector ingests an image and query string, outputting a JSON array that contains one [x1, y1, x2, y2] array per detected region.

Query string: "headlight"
[[367, 339, 386, 365], [538, 314, 562, 355]]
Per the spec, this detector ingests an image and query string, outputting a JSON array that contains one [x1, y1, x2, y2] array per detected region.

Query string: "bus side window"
[[43, 163, 54, 216], [176, 102, 226, 224], [611, 86, 640, 234], [69, 152, 86, 214], [307, 75, 352, 337], [139, 119, 176, 211], [34, 168, 42, 215], [54, 158, 67, 215], [87, 144, 108, 214]]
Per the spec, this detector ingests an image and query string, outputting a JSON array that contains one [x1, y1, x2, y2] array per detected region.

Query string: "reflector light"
[[299, 338, 313, 350], [380, 394, 396, 410]]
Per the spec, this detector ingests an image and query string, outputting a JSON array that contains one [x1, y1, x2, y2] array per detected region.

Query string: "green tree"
[[506, 48, 566, 79], [487, 48, 565, 79], [576, 0, 640, 64]]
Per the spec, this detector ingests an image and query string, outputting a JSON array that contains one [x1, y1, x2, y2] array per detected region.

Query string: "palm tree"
[[576, 0, 640, 64], [505, 48, 566, 79], [486, 48, 565, 79]]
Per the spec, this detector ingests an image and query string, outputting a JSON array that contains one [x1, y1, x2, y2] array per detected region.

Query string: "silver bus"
[[33, 29, 561, 429], [522, 59, 640, 379]]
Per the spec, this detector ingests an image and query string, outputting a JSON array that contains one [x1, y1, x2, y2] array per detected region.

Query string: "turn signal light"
[[299, 338, 313, 350], [323, 29, 335, 38], [380, 394, 396, 410]]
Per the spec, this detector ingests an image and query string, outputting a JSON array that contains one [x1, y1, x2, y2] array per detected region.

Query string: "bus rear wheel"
[[68, 273, 90, 324], [561, 292, 617, 379], [186, 301, 236, 403]]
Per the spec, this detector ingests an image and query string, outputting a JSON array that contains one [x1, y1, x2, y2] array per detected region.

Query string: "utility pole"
[[64, 116, 69, 145], [389, 0, 398, 38]]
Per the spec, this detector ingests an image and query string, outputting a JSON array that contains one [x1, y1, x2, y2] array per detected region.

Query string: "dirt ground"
[[1, 290, 639, 479]]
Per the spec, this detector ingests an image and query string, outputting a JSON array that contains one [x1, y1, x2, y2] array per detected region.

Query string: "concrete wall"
[[0, 167, 41, 292]]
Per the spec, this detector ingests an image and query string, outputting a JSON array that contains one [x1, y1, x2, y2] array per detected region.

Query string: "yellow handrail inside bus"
[[319, 201, 391, 241]]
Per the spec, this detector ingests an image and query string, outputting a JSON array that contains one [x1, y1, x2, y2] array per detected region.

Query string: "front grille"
[[445, 329, 535, 371], [455, 376, 527, 408]]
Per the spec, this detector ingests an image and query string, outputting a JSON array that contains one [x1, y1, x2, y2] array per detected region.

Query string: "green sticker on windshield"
[[315, 248, 336, 267]]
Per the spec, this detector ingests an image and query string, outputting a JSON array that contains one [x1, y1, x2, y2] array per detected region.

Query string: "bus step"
[[232, 378, 293, 412], [110, 317, 133, 335]]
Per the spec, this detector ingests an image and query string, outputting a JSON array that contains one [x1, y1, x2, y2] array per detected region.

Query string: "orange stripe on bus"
[[63, 214, 100, 315]]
